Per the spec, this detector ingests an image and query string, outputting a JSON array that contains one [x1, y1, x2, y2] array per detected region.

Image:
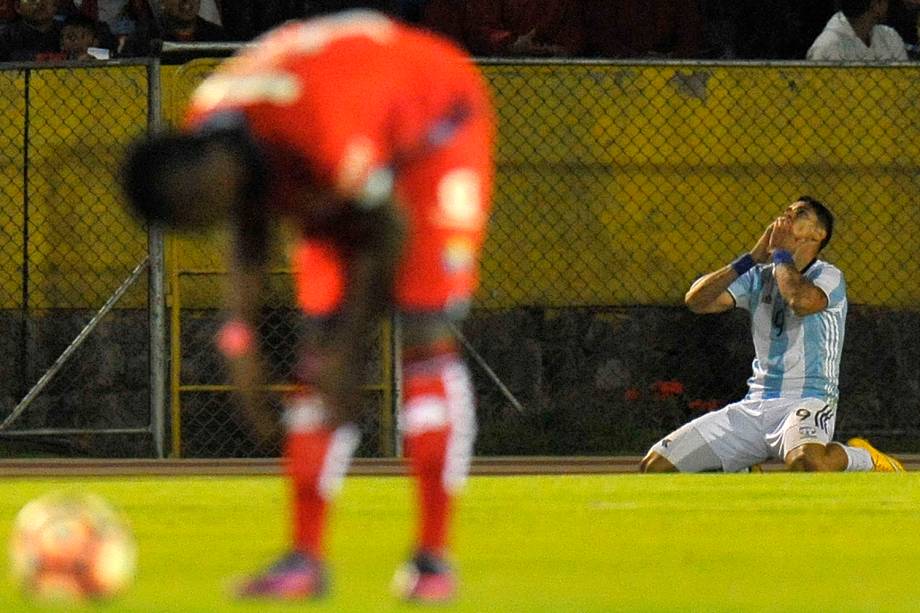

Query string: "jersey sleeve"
[[809, 263, 846, 309], [726, 267, 758, 312]]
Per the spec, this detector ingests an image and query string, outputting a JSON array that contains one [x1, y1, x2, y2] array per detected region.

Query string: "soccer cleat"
[[392, 551, 457, 604], [235, 551, 328, 600], [847, 438, 906, 473]]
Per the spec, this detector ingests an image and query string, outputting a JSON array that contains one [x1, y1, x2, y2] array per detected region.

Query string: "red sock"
[[285, 430, 332, 558], [284, 422, 359, 559], [402, 354, 476, 556], [405, 428, 452, 554]]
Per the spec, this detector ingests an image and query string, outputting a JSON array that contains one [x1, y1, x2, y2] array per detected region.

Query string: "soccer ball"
[[9, 492, 137, 602]]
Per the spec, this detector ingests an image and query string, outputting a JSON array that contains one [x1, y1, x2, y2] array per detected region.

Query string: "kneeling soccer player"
[[121, 11, 494, 602], [640, 197, 904, 474]]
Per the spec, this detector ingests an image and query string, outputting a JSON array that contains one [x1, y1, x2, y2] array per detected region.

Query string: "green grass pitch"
[[2, 473, 919, 611]]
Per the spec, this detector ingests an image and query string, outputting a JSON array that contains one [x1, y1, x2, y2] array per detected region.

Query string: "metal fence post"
[[19, 68, 31, 403], [390, 312, 403, 457], [147, 57, 167, 458]]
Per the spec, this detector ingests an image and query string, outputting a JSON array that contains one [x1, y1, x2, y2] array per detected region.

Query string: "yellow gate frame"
[[166, 238, 396, 458]]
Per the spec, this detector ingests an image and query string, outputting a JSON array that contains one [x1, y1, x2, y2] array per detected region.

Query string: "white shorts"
[[649, 397, 837, 473]]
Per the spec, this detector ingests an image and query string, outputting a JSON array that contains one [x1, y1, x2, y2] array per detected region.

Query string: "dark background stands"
[[464, 0, 583, 57], [0, 0, 61, 61], [581, 0, 703, 59]]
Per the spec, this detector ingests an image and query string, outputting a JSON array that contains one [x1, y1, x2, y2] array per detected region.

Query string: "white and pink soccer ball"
[[9, 492, 136, 602]]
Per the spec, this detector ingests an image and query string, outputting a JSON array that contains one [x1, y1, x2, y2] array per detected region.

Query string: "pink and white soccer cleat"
[[392, 551, 457, 604], [235, 551, 328, 600]]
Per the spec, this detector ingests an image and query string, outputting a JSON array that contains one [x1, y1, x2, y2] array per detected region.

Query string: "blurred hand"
[[750, 223, 773, 263], [768, 216, 797, 253]]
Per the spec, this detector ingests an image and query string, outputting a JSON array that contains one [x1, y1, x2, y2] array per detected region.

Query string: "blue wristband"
[[731, 253, 754, 276], [772, 249, 794, 266]]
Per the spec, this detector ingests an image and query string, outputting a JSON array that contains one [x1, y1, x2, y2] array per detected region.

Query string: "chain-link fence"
[[165, 59, 920, 457], [170, 266, 394, 458], [2, 58, 918, 458], [472, 61, 920, 455], [0, 62, 154, 456]]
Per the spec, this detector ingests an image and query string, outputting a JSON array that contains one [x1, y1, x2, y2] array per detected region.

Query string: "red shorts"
[[292, 114, 494, 317]]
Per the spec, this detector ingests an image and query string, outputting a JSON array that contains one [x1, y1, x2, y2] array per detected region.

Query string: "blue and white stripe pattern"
[[727, 260, 847, 401]]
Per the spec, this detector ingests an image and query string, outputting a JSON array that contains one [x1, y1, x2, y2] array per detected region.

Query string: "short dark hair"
[[61, 13, 98, 35], [120, 132, 215, 226], [840, 0, 875, 20], [120, 126, 267, 228], [797, 195, 834, 251]]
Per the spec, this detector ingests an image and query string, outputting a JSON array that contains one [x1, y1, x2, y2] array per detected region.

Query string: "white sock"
[[836, 443, 873, 472]]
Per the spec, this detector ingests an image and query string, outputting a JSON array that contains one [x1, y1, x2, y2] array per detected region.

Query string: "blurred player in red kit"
[[121, 11, 494, 603]]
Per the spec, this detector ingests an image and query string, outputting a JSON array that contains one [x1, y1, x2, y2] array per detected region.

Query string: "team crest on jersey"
[[442, 238, 475, 273]]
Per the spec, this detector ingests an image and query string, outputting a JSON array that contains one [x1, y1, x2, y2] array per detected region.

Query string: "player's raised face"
[[784, 201, 826, 246]]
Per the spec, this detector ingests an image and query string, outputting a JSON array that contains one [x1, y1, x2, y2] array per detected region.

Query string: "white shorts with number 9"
[[649, 397, 837, 473]]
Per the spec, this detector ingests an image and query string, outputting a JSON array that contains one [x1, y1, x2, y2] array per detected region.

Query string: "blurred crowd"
[[1, 0, 918, 62]]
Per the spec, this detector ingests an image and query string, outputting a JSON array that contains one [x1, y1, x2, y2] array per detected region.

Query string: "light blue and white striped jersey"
[[727, 260, 847, 401]]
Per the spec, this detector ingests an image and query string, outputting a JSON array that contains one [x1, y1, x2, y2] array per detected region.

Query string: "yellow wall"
[[480, 64, 920, 308], [0, 66, 148, 309], [2, 63, 917, 309], [0, 71, 25, 309]]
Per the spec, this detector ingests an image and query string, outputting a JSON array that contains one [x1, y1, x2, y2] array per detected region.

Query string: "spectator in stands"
[[57, 1, 154, 54], [59, 12, 106, 58], [807, 0, 907, 60], [582, 0, 703, 59], [124, 0, 226, 57], [0, 0, 61, 60], [157, 0, 226, 42], [464, 0, 583, 57]]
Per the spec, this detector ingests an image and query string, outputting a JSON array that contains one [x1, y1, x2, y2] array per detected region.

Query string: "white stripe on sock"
[[318, 424, 360, 499]]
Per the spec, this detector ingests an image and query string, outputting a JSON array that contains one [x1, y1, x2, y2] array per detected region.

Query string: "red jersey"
[[187, 12, 495, 317], [186, 11, 490, 206]]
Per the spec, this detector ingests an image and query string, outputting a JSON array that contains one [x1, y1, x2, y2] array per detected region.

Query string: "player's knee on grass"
[[784, 444, 839, 472], [645, 423, 724, 473], [639, 452, 677, 473]]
